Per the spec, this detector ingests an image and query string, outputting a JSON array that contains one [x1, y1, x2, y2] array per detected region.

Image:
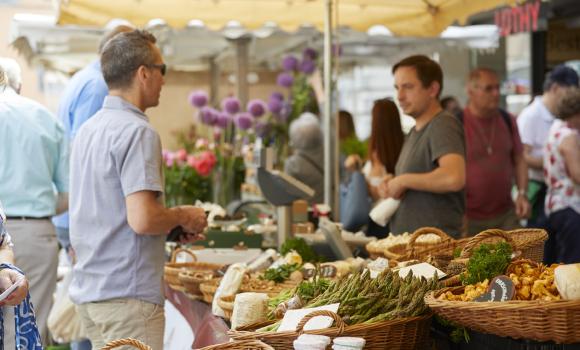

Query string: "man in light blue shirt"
[[52, 25, 133, 253], [0, 57, 69, 345], [69, 30, 206, 350]]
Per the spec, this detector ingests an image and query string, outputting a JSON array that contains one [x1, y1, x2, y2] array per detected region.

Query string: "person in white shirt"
[[517, 64, 579, 231]]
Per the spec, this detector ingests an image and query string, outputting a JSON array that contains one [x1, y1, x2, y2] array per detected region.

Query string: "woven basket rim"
[[508, 228, 548, 250], [165, 261, 223, 270], [425, 287, 580, 311], [230, 312, 432, 340]]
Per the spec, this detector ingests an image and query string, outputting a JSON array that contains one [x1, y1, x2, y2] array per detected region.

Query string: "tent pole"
[[323, 0, 337, 217], [235, 37, 250, 107]]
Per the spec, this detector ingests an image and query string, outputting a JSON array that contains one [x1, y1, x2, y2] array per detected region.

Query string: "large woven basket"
[[458, 228, 547, 262], [230, 310, 432, 350], [425, 286, 580, 343], [196, 339, 274, 350], [164, 248, 223, 292], [101, 338, 151, 350]]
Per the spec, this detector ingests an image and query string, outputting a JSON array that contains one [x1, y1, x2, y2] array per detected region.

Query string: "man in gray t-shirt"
[[380, 55, 466, 238], [69, 30, 207, 350]]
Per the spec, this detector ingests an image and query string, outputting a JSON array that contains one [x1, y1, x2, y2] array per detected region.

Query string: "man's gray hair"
[[289, 112, 323, 150], [0, 57, 22, 92], [100, 30, 158, 90], [98, 25, 135, 54]]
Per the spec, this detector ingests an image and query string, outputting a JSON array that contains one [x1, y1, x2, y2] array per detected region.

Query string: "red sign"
[[495, 0, 541, 37]]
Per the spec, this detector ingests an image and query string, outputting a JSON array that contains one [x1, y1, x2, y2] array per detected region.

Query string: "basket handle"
[[406, 227, 451, 250], [459, 229, 516, 259], [506, 258, 542, 275], [170, 248, 197, 263], [101, 338, 151, 350], [295, 310, 345, 335]]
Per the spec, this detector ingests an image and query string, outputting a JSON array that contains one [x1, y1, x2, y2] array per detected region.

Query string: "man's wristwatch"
[[517, 188, 528, 198]]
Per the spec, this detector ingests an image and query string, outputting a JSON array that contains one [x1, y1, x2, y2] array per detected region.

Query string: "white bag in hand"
[[369, 198, 401, 227], [47, 271, 86, 342]]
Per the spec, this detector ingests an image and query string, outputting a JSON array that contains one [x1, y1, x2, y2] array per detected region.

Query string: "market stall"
[[157, 223, 580, 349]]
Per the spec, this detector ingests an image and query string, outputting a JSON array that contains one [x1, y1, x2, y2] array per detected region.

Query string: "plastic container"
[[293, 334, 331, 350], [332, 337, 366, 350]]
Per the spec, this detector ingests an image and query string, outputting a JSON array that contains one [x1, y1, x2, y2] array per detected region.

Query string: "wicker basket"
[[101, 338, 151, 350], [382, 227, 453, 261], [196, 339, 274, 350], [230, 310, 432, 350], [217, 295, 235, 320], [425, 284, 580, 344], [200, 278, 221, 303], [459, 228, 547, 262], [179, 270, 217, 297], [164, 248, 223, 292], [239, 282, 297, 297]]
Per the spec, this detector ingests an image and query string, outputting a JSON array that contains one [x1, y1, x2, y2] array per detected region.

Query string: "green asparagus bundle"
[[256, 269, 440, 332]]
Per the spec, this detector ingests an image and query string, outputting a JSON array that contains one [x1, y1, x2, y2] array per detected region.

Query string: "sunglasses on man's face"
[[147, 63, 167, 76]]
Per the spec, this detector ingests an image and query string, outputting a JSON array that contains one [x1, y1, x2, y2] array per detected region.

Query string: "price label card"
[[277, 303, 340, 332], [474, 275, 515, 302]]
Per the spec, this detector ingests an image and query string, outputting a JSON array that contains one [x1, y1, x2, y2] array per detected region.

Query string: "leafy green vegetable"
[[262, 264, 300, 283], [296, 278, 330, 302], [435, 316, 470, 343], [280, 238, 321, 263], [460, 242, 512, 285]]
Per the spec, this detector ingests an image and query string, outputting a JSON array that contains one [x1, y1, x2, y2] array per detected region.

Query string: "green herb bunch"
[[262, 264, 300, 283], [460, 242, 512, 285], [280, 238, 321, 263]]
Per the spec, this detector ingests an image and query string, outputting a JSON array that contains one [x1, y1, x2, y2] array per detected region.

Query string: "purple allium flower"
[[222, 96, 241, 114], [303, 47, 318, 61], [255, 121, 272, 137], [270, 92, 284, 102], [200, 106, 218, 125], [268, 98, 283, 115], [247, 99, 268, 118], [282, 55, 299, 72], [274, 102, 291, 123], [277, 72, 294, 88], [188, 90, 209, 108], [299, 59, 316, 75], [215, 112, 232, 129], [234, 112, 253, 130]]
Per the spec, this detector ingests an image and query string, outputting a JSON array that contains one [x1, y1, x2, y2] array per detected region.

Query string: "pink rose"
[[201, 151, 217, 168], [186, 154, 198, 169], [176, 149, 188, 162], [195, 161, 213, 177]]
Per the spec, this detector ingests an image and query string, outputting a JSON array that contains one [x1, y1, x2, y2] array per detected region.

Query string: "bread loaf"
[[554, 264, 580, 300]]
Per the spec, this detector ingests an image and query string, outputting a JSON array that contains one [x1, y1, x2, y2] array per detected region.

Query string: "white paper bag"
[[47, 271, 86, 342], [369, 198, 400, 226]]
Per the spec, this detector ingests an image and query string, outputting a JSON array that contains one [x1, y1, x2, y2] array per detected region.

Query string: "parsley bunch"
[[460, 241, 512, 285]]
